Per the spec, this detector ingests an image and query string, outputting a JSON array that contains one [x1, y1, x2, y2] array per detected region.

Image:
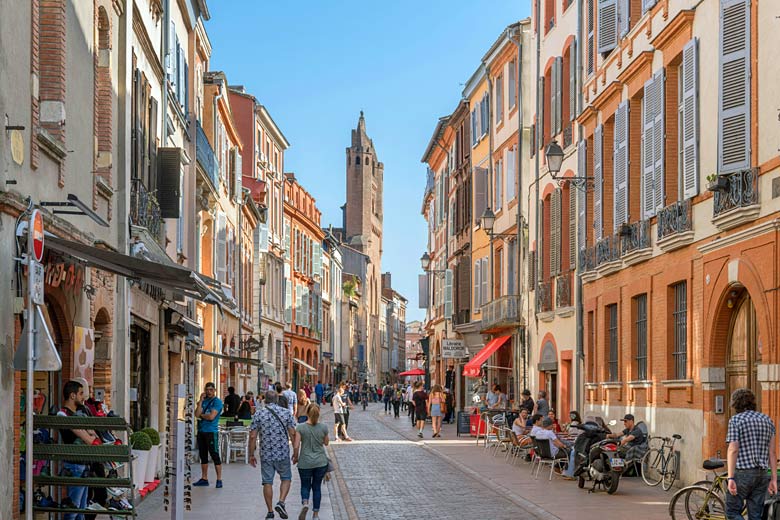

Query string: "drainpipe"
[[575, 0, 585, 418], [534, 0, 542, 393], [162, 0, 170, 145]]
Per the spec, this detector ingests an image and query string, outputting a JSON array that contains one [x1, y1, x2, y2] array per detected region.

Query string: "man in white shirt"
[[533, 417, 569, 460], [405, 383, 416, 426], [282, 382, 297, 418], [332, 383, 352, 442]]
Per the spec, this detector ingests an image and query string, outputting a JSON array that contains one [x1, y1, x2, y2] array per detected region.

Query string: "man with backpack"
[[382, 383, 392, 414]]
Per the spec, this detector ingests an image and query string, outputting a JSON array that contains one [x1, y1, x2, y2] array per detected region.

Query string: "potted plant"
[[130, 431, 152, 491], [707, 173, 729, 192], [141, 427, 161, 483]]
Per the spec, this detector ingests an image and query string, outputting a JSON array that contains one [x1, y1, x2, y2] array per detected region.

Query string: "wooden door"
[[726, 294, 761, 416]]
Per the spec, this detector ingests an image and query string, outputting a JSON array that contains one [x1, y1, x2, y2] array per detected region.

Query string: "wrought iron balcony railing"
[[596, 234, 621, 266], [579, 246, 596, 272], [713, 169, 758, 218], [555, 271, 572, 308], [196, 120, 220, 188], [657, 199, 692, 240], [620, 219, 650, 255], [452, 308, 471, 327], [130, 178, 162, 239], [536, 282, 552, 313], [481, 295, 521, 330]]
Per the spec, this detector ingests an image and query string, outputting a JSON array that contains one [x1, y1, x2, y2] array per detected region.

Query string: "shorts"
[[261, 457, 292, 485], [197, 431, 221, 465], [334, 413, 345, 425], [415, 409, 428, 422]]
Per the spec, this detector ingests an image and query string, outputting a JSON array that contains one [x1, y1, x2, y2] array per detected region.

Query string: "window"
[[471, 108, 479, 146], [607, 303, 618, 381], [587, 0, 595, 76], [642, 70, 665, 218], [634, 294, 648, 380], [494, 159, 503, 211], [545, 0, 555, 33], [672, 282, 687, 379], [507, 240, 516, 294], [495, 248, 503, 297], [680, 38, 699, 198], [508, 61, 516, 109], [481, 92, 490, 137], [481, 258, 489, 306], [474, 259, 482, 309], [495, 74, 504, 125], [506, 147, 516, 201]]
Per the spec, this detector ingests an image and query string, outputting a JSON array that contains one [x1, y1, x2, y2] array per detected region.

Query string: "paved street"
[[138, 403, 676, 519]]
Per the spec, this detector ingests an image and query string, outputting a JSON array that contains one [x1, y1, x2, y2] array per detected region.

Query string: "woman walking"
[[391, 384, 402, 418], [297, 390, 311, 424], [293, 404, 330, 519], [428, 384, 446, 438]]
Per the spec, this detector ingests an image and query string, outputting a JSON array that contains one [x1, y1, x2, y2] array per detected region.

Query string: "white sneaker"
[[87, 502, 107, 511]]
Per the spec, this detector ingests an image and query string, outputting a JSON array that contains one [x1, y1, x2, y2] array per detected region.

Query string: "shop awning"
[[462, 335, 511, 377], [259, 361, 276, 379], [293, 358, 318, 373], [46, 235, 231, 308]]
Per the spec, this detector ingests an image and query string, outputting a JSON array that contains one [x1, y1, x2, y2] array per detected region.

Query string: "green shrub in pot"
[[130, 431, 152, 451], [140, 427, 160, 446]]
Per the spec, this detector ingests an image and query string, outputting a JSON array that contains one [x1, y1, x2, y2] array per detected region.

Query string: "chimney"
[[382, 272, 391, 290]]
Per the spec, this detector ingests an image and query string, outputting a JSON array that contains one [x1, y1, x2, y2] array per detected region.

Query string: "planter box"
[[131, 449, 150, 491], [707, 177, 729, 192], [144, 444, 160, 482]]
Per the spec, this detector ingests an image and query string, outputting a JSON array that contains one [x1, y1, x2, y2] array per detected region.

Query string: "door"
[[726, 292, 761, 417], [130, 325, 151, 431], [545, 371, 558, 413]]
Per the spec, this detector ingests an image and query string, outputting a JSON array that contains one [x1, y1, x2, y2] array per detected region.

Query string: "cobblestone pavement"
[[329, 403, 554, 520]]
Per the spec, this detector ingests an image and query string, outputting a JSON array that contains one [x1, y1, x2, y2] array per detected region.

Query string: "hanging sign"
[[442, 339, 468, 358]]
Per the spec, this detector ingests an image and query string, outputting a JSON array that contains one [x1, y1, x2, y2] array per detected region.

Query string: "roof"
[[482, 21, 525, 65], [462, 63, 487, 100], [420, 116, 451, 163]]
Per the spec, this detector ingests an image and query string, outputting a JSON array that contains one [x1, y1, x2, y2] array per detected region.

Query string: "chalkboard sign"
[[457, 411, 471, 437]]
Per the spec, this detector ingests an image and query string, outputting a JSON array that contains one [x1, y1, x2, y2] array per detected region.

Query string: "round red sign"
[[31, 209, 44, 262]]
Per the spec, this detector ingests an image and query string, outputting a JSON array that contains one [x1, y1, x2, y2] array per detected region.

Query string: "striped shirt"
[[726, 410, 776, 470]]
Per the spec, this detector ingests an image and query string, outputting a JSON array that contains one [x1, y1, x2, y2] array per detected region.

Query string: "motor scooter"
[[573, 420, 625, 494]]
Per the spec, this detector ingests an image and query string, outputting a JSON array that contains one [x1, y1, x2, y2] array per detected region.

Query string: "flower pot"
[[132, 449, 150, 491], [144, 444, 159, 483]]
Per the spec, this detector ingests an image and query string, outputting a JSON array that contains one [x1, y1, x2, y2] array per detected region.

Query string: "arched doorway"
[[726, 289, 762, 414], [538, 339, 558, 413]]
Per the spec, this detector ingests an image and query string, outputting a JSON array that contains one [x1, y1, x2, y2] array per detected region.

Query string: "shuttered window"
[[537, 76, 545, 146], [551, 189, 562, 276], [528, 250, 537, 291], [551, 61, 558, 137], [507, 240, 516, 294], [569, 38, 578, 121], [216, 212, 226, 282], [481, 93, 490, 137], [618, 0, 630, 40], [569, 185, 577, 269], [577, 140, 588, 252], [642, 70, 665, 217], [538, 199, 545, 281], [593, 125, 604, 240], [444, 269, 453, 318], [506, 147, 516, 201], [508, 61, 516, 109], [587, 0, 596, 75], [681, 38, 699, 199], [285, 279, 292, 324], [481, 258, 489, 306], [598, 0, 618, 54], [474, 260, 481, 309], [474, 167, 487, 224], [471, 109, 478, 146], [495, 74, 503, 125], [642, 0, 657, 14], [613, 100, 629, 231], [495, 159, 503, 211], [718, 0, 750, 173]]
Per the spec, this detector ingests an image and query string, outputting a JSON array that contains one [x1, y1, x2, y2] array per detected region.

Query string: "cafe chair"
[[225, 427, 250, 464], [532, 438, 568, 481]]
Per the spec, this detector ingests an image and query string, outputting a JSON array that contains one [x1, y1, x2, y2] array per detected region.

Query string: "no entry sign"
[[31, 209, 44, 262]]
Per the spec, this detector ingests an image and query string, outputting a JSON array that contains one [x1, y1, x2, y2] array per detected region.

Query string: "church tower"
[[345, 111, 384, 381]]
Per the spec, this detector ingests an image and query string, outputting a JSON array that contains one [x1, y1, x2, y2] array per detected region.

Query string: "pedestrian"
[[193, 382, 223, 488], [297, 390, 311, 424], [725, 388, 777, 520], [533, 390, 549, 416], [518, 389, 535, 415], [314, 381, 324, 406], [237, 391, 256, 420], [283, 382, 299, 418], [427, 384, 445, 438], [405, 382, 415, 426], [382, 382, 392, 414], [391, 384, 401, 418], [58, 380, 99, 519], [223, 386, 241, 418], [275, 382, 289, 411], [443, 388, 455, 424], [413, 381, 429, 439], [343, 385, 354, 430], [303, 381, 313, 400], [293, 404, 330, 520], [249, 390, 298, 520], [331, 383, 353, 442]]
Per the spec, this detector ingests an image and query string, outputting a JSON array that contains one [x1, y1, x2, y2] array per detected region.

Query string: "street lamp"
[[544, 139, 593, 190], [420, 252, 431, 272], [479, 207, 517, 239]]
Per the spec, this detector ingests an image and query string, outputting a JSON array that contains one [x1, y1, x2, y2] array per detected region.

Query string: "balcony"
[[452, 308, 471, 327], [130, 178, 162, 240], [596, 234, 621, 267], [536, 281, 552, 314], [657, 199, 694, 252], [712, 169, 760, 230], [620, 219, 651, 265], [482, 295, 522, 331], [555, 271, 572, 308], [196, 120, 219, 189]]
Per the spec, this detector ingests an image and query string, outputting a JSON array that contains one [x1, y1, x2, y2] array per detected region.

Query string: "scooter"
[[573, 421, 625, 494]]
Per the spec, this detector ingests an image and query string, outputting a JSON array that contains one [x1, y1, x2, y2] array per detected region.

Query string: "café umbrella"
[[399, 368, 426, 377]]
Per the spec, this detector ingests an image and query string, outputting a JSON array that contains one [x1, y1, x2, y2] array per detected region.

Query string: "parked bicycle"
[[641, 433, 682, 490], [668, 458, 747, 520]]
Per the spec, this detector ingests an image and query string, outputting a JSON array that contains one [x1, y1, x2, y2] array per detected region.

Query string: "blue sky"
[[207, 1, 530, 321]]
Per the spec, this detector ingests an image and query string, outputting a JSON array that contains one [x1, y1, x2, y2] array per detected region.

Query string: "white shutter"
[[285, 279, 292, 324], [216, 212, 226, 282], [538, 199, 545, 281], [642, 74, 656, 218], [642, 0, 656, 14], [682, 38, 699, 199], [444, 269, 453, 318], [474, 260, 481, 309], [614, 100, 629, 231], [587, 0, 595, 75], [314, 242, 322, 279], [284, 220, 290, 260], [295, 284, 301, 326], [577, 140, 588, 251], [569, 185, 577, 269], [232, 147, 242, 202], [167, 21, 176, 76], [551, 188, 561, 276], [495, 160, 502, 210], [618, 0, 630, 40], [481, 258, 489, 305], [303, 286, 310, 328], [594, 125, 604, 240], [419, 273, 429, 309], [570, 38, 578, 121], [506, 148, 515, 201], [258, 221, 269, 253], [718, 0, 750, 173], [598, 0, 618, 54], [556, 57, 563, 135], [652, 70, 665, 213], [474, 167, 487, 223]]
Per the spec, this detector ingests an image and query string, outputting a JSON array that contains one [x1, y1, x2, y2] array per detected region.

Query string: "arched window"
[[355, 156, 361, 165], [366, 157, 371, 166]]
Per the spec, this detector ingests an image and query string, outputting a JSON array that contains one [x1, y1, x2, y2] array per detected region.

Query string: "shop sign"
[[442, 339, 468, 358], [44, 257, 85, 294]]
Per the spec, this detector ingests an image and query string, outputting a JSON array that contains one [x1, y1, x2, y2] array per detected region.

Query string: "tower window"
[[355, 156, 361, 165], [366, 157, 371, 166]]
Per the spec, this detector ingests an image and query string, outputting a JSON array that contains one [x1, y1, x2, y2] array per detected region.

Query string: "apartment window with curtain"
[[633, 294, 648, 381], [607, 304, 618, 381], [672, 281, 688, 379]]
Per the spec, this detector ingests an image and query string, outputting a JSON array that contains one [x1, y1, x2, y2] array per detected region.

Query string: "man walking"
[[193, 382, 223, 488], [332, 383, 353, 442], [405, 383, 415, 426], [249, 390, 298, 519], [382, 383, 392, 414], [412, 381, 428, 439], [725, 388, 777, 520], [314, 381, 324, 405], [282, 382, 298, 418]]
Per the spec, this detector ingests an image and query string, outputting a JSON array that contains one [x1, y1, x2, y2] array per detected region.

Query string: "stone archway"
[[93, 307, 112, 406]]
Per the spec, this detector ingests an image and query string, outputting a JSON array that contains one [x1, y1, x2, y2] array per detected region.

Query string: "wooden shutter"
[[284, 220, 290, 260], [598, 0, 618, 54], [507, 242, 516, 294], [418, 274, 429, 309], [652, 70, 665, 213], [537, 76, 545, 145], [481, 258, 489, 305], [444, 269, 453, 318], [642, 74, 656, 218], [538, 199, 545, 281], [474, 260, 481, 308], [148, 96, 158, 190], [613, 100, 629, 231], [570, 38, 578, 121], [569, 185, 577, 269], [618, 0, 630, 40], [577, 140, 588, 251], [157, 147, 182, 218], [718, 0, 750, 173], [232, 147, 242, 202], [587, 0, 595, 75], [556, 57, 563, 134], [474, 167, 486, 223], [528, 250, 537, 290], [551, 188, 561, 275], [593, 125, 604, 240], [285, 279, 292, 323], [682, 38, 699, 199], [551, 63, 558, 137], [508, 61, 516, 108], [506, 148, 515, 201], [295, 283, 301, 326], [217, 212, 226, 282]]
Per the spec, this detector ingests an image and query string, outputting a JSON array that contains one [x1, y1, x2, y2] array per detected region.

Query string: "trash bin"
[[469, 413, 487, 437]]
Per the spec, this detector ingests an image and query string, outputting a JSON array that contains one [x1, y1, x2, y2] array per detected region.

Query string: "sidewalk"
[[377, 409, 673, 520]]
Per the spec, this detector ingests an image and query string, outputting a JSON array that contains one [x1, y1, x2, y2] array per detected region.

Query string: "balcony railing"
[[130, 178, 162, 239], [482, 295, 521, 330], [713, 169, 758, 218], [452, 308, 471, 327], [620, 219, 650, 255], [579, 246, 596, 272], [536, 281, 552, 313], [562, 124, 573, 149], [196, 120, 220, 188], [596, 234, 621, 266], [555, 271, 572, 308], [657, 199, 692, 240]]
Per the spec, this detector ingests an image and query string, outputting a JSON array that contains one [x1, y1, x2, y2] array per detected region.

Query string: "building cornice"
[[698, 219, 780, 254]]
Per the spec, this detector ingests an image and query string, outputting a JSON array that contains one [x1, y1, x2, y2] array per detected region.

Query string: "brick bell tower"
[[345, 111, 384, 380]]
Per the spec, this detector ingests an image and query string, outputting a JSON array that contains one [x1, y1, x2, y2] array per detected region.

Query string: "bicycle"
[[668, 458, 746, 520], [641, 433, 682, 490]]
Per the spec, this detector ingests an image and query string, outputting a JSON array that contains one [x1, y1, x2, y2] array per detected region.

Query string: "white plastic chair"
[[226, 428, 250, 464]]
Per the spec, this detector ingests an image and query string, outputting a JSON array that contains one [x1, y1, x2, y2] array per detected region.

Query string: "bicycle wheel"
[[684, 486, 726, 520], [662, 452, 679, 491], [668, 486, 696, 520], [641, 448, 665, 487]]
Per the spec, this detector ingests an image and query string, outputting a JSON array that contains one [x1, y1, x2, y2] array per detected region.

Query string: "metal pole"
[[25, 214, 35, 520]]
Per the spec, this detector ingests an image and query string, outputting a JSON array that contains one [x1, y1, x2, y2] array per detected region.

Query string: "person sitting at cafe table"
[[532, 417, 570, 460], [566, 411, 584, 434], [547, 409, 563, 433], [489, 385, 507, 410], [512, 409, 533, 446]]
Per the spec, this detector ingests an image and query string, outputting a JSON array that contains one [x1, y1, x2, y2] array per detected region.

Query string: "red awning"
[[462, 335, 511, 377], [399, 368, 426, 377]]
